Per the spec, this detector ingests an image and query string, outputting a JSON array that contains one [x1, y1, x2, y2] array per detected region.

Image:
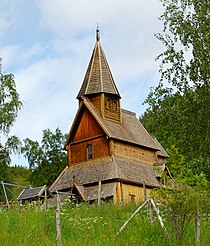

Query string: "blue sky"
[[0, 0, 165, 166]]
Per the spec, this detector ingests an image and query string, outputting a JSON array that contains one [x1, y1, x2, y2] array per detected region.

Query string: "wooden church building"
[[50, 29, 169, 203]]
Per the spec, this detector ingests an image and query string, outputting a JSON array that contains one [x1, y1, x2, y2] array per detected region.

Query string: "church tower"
[[77, 28, 122, 124]]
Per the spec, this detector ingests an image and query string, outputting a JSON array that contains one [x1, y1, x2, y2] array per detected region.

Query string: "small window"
[[87, 144, 92, 160], [130, 194, 135, 203]]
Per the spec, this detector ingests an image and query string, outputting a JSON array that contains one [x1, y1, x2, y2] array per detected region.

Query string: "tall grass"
[[0, 202, 209, 246]]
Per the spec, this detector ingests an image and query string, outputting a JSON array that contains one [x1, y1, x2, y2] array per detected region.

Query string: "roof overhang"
[[64, 98, 111, 148]]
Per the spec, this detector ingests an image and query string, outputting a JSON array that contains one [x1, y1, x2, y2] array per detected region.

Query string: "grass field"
[[0, 202, 209, 246]]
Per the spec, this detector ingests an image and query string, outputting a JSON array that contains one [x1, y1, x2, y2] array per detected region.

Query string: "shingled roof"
[[50, 155, 160, 192], [77, 28, 120, 99], [65, 98, 159, 151], [17, 185, 47, 201], [152, 137, 169, 158]]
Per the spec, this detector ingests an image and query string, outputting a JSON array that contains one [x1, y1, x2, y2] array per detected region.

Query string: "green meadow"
[[0, 202, 209, 246]]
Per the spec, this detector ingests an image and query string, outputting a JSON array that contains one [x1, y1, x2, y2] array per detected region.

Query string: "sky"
[[0, 0, 165, 166]]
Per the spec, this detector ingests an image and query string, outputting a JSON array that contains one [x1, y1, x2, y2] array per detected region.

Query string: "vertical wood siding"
[[73, 108, 104, 142], [114, 182, 152, 204]]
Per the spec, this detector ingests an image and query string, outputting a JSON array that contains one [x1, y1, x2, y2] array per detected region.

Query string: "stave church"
[[50, 29, 170, 204]]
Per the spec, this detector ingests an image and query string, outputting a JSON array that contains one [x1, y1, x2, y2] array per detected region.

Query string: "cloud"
[[37, 0, 163, 35], [35, 0, 165, 105], [12, 56, 81, 139], [0, 43, 47, 72], [0, 18, 13, 37], [0, 0, 166, 166]]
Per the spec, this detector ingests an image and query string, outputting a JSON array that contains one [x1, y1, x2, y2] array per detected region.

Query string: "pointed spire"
[[96, 24, 100, 41], [77, 29, 121, 100]]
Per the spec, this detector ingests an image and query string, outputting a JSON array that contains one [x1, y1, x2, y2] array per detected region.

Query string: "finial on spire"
[[96, 23, 100, 41]]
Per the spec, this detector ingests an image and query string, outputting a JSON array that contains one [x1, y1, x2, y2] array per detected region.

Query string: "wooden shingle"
[[66, 98, 160, 151], [17, 185, 46, 201], [77, 30, 120, 99], [50, 155, 160, 192]]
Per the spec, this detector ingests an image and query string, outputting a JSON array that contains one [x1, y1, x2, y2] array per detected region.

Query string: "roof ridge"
[[97, 41, 104, 92], [49, 165, 69, 190], [121, 108, 136, 116], [85, 42, 97, 95]]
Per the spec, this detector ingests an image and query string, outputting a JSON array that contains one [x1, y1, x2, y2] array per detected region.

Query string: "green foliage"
[[0, 136, 22, 183], [165, 145, 185, 177], [0, 68, 22, 184], [0, 73, 22, 135], [142, 86, 210, 178], [141, 0, 210, 179], [21, 128, 67, 186], [152, 145, 209, 244], [0, 165, 31, 203], [0, 148, 10, 182], [153, 172, 209, 245], [156, 0, 210, 90], [9, 165, 31, 186]]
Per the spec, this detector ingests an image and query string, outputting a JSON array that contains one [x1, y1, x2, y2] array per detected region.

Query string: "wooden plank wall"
[[112, 141, 156, 166], [114, 182, 152, 204], [104, 94, 121, 124], [90, 94, 102, 114], [90, 94, 121, 124], [70, 136, 109, 164], [69, 106, 110, 165], [73, 108, 104, 142]]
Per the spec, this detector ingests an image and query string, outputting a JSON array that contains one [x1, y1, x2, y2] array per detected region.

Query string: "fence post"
[[56, 192, 62, 246], [98, 179, 101, 206], [149, 199, 154, 225], [1, 181, 9, 208], [150, 198, 166, 231], [143, 182, 147, 201], [114, 199, 149, 240], [44, 186, 47, 212], [120, 181, 124, 204], [195, 207, 200, 246]]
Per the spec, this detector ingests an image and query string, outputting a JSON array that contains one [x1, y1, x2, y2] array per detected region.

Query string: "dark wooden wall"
[[73, 109, 104, 142], [69, 108, 109, 165], [70, 136, 109, 164]]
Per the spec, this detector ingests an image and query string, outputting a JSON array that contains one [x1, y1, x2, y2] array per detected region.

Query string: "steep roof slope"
[[152, 137, 169, 158], [77, 29, 120, 99], [66, 98, 159, 151]]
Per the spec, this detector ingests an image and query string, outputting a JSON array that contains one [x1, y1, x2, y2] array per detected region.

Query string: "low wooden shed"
[[17, 185, 47, 206]]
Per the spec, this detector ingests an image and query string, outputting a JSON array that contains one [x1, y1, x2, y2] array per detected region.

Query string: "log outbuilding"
[[17, 185, 47, 206]]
